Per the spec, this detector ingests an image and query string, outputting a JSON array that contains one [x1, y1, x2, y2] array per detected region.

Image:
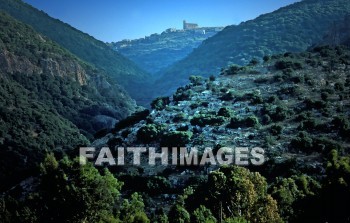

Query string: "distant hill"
[[0, 11, 138, 190], [109, 27, 223, 74], [0, 0, 150, 102], [153, 0, 350, 97]]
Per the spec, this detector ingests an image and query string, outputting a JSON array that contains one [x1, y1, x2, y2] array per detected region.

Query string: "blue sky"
[[23, 0, 300, 42]]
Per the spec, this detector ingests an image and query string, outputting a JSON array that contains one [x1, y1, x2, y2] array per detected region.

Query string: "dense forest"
[[0, 11, 138, 191]]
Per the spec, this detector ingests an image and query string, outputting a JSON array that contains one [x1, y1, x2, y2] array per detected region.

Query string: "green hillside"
[[321, 15, 350, 46], [154, 0, 350, 96], [92, 45, 350, 222], [0, 11, 137, 190], [0, 0, 150, 101], [2, 9, 350, 219]]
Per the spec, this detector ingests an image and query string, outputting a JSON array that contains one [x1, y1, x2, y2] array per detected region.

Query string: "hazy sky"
[[23, 0, 300, 42]]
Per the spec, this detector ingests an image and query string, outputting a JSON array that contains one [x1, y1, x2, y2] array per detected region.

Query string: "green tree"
[[270, 175, 320, 221], [119, 193, 150, 223], [33, 154, 123, 222], [168, 204, 191, 223], [192, 205, 217, 223], [137, 124, 161, 143], [189, 166, 282, 223]]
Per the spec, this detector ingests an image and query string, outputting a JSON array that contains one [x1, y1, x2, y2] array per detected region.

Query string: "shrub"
[[201, 101, 209, 107], [168, 204, 190, 223], [173, 113, 187, 122], [321, 92, 330, 101], [151, 97, 170, 110], [177, 124, 189, 131], [332, 116, 350, 139], [146, 176, 171, 195], [274, 105, 292, 121], [264, 134, 277, 147], [137, 124, 161, 143], [190, 102, 200, 110], [312, 137, 343, 153], [263, 55, 271, 62], [228, 115, 260, 128], [217, 107, 232, 118], [334, 82, 345, 91], [290, 131, 313, 153], [254, 77, 270, 84], [262, 103, 292, 122], [245, 116, 261, 128], [298, 118, 323, 131], [267, 95, 279, 103], [190, 114, 226, 127], [161, 131, 193, 147], [192, 205, 217, 223], [221, 65, 244, 75], [251, 93, 264, 104], [295, 111, 312, 122], [249, 58, 259, 66], [275, 60, 303, 70], [262, 114, 272, 125], [189, 75, 203, 86], [220, 90, 235, 101], [173, 87, 193, 101], [290, 74, 304, 84], [270, 124, 283, 136], [304, 98, 328, 110], [278, 85, 302, 97]]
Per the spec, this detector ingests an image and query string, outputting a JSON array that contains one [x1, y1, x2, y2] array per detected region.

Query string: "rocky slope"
[[109, 27, 223, 74], [153, 0, 350, 97], [92, 45, 350, 215]]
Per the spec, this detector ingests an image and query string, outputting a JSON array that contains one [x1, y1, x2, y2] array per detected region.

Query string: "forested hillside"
[[0, 0, 150, 102], [2, 44, 350, 222], [0, 12, 137, 191], [1, 0, 350, 222], [154, 0, 350, 97]]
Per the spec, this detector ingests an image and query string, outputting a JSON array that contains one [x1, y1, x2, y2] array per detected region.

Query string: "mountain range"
[[109, 26, 223, 75]]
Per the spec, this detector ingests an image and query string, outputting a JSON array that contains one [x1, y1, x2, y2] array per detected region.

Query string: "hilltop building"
[[183, 20, 198, 30]]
